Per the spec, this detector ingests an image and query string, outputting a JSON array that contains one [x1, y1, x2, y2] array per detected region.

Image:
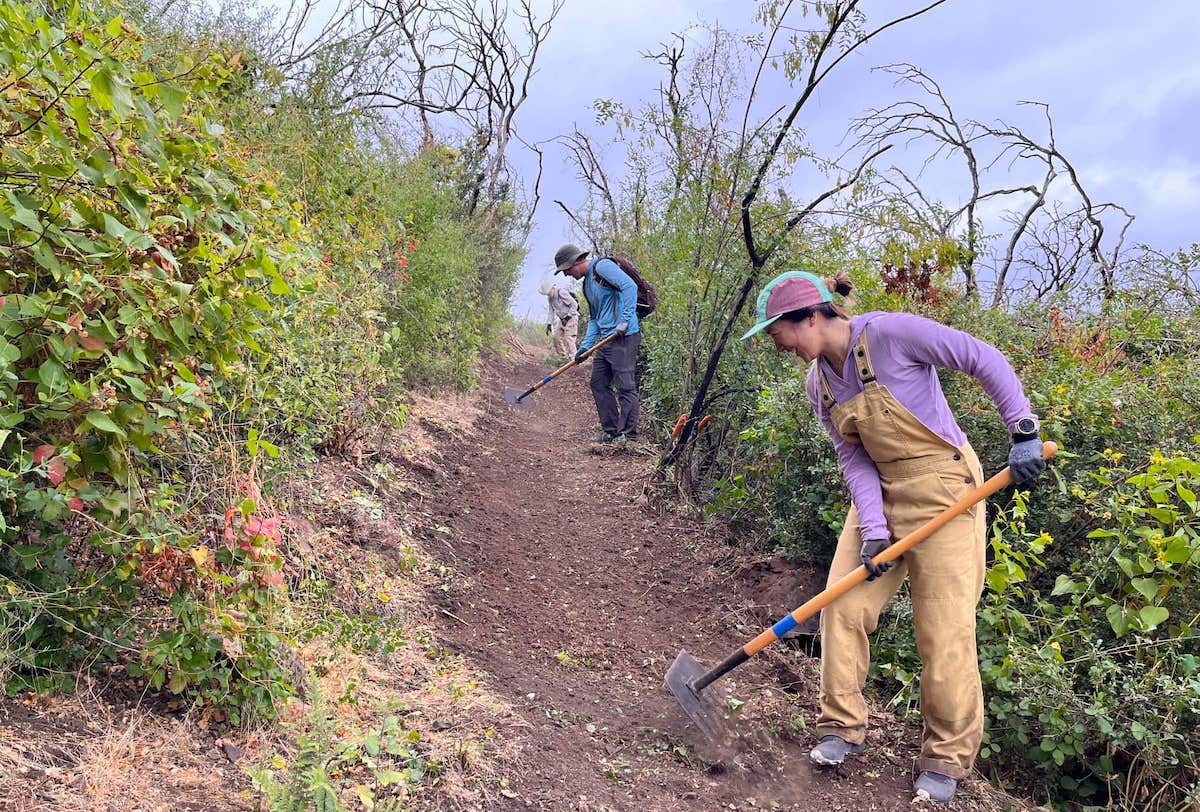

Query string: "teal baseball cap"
[[740, 271, 834, 340]]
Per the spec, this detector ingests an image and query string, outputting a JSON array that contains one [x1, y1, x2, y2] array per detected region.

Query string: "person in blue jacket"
[[554, 243, 641, 444]]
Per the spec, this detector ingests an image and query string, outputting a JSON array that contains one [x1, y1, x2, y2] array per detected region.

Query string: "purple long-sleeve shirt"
[[804, 312, 1035, 542]]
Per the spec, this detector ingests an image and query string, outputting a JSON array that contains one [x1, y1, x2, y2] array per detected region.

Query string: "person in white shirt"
[[545, 280, 580, 360]]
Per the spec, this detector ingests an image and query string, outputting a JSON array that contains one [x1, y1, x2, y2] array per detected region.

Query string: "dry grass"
[[53, 710, 259, 812], [0, 681, 264, 812], [240, 377, 523, 810]]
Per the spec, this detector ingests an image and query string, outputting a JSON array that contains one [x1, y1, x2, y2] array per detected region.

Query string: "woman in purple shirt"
[[741, 270, 1045, 804]]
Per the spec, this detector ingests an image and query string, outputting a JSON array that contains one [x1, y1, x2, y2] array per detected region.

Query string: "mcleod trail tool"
[[503, 332, 618, 410], [666, 441, 1059, 740]]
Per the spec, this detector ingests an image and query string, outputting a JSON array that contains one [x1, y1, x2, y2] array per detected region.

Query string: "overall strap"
[[817, 365, 836, 410], [851, 326, 877, 384]]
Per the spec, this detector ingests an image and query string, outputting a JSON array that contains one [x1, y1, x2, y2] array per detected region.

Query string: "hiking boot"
[[914, 771, 958, 803], [591, 431, 617, 444], [809, 735, 865, 766]]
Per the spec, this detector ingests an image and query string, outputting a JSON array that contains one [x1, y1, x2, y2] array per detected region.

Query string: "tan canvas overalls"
[[815, 326, 987, 780]]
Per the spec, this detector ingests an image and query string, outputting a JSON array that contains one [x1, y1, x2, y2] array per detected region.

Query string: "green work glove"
[[860, 537, 894, 581], [573, 347, 588, 365]]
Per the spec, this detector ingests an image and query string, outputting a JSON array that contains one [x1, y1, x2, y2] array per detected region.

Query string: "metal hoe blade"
[[502, 386, 534, 411], [665, 650, 733, 742]]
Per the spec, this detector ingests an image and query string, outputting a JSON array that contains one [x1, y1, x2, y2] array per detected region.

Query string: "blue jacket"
[[580, 258, 640, 350]]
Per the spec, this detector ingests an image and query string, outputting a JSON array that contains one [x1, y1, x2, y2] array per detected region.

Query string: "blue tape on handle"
[[541, 376, 551, 384], [771, 614, 798, 638]]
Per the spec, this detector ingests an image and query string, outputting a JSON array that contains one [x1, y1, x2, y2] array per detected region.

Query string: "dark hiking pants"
[[590, 331, 641, 438]]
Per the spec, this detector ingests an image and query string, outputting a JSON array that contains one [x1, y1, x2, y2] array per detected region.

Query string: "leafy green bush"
[[1, 0, 530, 725], [0, 0, 295, 718], [973, 448, 1200, 807]]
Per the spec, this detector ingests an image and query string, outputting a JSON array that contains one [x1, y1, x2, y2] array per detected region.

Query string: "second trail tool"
[[665, 441, 1059, 740], [503, 332, 618, 410]]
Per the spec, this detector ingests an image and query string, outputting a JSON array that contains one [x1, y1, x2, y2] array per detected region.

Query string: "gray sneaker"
[[809, 735, 866, 766], [591, 431, 617, 444], [914, 771, 958, 803]]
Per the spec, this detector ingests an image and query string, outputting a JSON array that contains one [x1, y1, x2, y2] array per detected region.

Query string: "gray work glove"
[[860, 537, 894, 581], [613, 321, 629, 338], [573, 347, 588, 365], [1008, 438, 1046, 486]]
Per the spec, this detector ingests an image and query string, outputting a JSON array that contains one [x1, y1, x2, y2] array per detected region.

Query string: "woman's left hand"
[[860, 537, 894, 581], [1008, 438, 1046, 485]]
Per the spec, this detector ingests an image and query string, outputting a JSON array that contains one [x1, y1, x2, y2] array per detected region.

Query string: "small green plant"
[[252, 686, 432, 812]]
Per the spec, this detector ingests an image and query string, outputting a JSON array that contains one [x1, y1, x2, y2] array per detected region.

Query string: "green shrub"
[[0, 0, 295, 718], [0, 0, 529, 724], [972, 448, 1200, 807]]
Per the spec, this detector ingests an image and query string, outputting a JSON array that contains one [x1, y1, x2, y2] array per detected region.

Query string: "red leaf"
[[150, 249, 174, 271], [67, 497, 85, 512], [47, 458, 67, 485], [33, 444, 56, 464]]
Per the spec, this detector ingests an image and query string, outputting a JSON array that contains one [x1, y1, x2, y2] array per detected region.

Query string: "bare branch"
[[554, 200, 600, 254]]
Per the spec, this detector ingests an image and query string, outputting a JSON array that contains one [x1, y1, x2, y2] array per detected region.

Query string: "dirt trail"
[[419, 345, 1017, 812]]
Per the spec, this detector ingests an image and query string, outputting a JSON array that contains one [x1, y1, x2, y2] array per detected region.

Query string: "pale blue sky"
[[509, 0, 1199, 318]]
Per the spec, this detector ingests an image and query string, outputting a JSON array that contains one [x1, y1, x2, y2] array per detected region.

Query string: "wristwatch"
[[1011, 416, 1040, 442]]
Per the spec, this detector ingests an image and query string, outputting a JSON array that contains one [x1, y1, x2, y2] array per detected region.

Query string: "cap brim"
[[740, 314, 781, 341]]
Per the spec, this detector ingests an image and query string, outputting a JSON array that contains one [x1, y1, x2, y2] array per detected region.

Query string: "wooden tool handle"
[[692, 441, 1058, 691], [517, 332, 621, 400], [744, 441, 1058, 656]]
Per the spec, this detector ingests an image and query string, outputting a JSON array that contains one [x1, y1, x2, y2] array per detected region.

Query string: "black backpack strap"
[[593, 257, 617, 289], [592, 258, 623, 323]]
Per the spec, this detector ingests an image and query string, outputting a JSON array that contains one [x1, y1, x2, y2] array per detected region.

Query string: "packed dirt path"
[[419, 345, 1023, 812]]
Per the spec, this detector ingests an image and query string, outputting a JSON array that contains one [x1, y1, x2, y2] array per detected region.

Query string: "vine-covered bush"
[[975, 448, 1200, 805]]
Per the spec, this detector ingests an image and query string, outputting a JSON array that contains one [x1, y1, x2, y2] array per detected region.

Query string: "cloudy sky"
[[506, 0, 1199, 318]]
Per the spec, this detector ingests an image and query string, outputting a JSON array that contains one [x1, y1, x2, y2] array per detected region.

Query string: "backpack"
[[594, 256, 657, 319]]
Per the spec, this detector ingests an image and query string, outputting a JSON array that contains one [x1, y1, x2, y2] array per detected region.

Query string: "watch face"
[[1016, 418, 1038, 435]]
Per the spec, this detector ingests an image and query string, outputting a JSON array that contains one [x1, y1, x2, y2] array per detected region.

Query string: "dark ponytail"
[[826, 271, 854, 299]]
